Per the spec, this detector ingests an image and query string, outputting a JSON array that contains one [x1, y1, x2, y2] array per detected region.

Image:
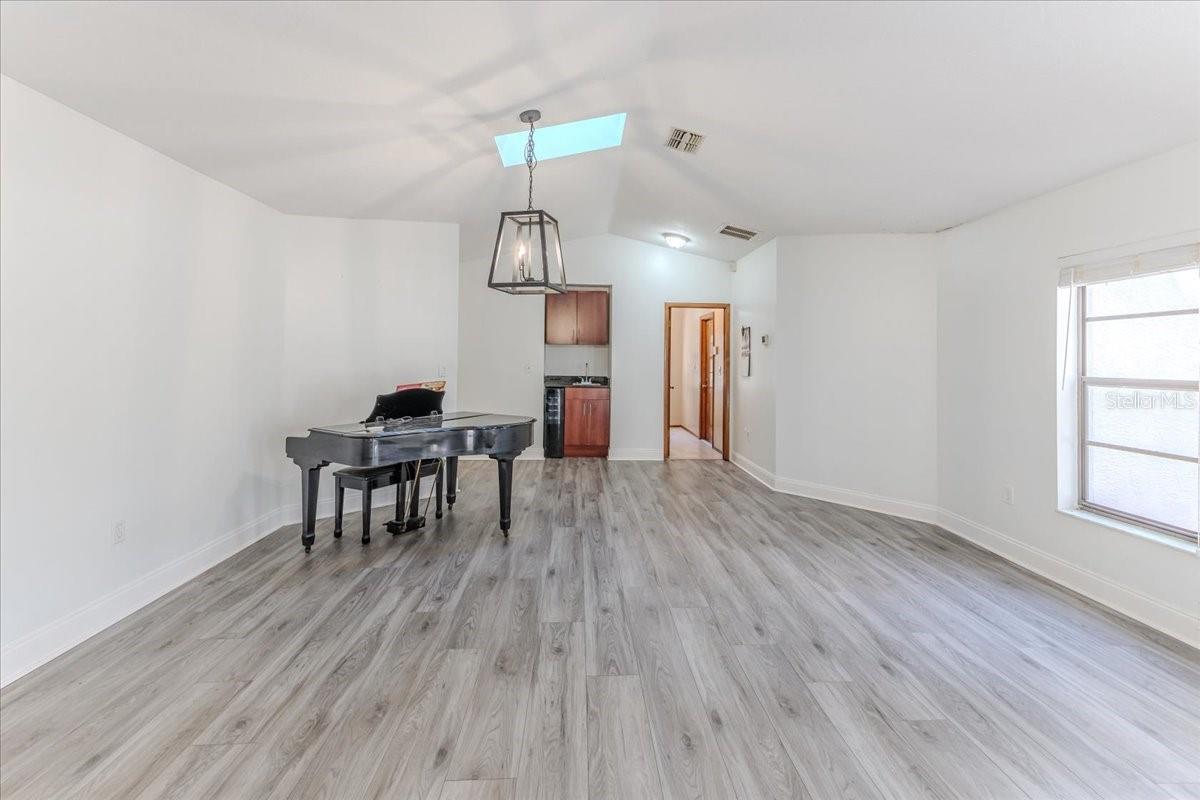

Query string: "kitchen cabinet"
[[564, 386, 610, 457], [544, 291, 577, 345], [545, 290, 609, 345], [574, 291, 609, 345]]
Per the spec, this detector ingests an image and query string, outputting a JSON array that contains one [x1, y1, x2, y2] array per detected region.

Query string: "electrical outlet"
[[743, 427, 751, 442], [437, 365, 447, 378], [1001, 485, 1015, 505], [112, 520, 127, 545]]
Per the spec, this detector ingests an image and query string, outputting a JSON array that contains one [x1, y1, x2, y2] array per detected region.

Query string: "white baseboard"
[[731, 453, 1195, 648], [608, 448, 663, 461], [731, 453, 937, 524], [732, 452, 776, 489], [937, 509, 1200, 650], [1, 506, 281, 687], [774, 476, 939, 525], [7, 456, 1193, 687], [0, 483, 426, 688]]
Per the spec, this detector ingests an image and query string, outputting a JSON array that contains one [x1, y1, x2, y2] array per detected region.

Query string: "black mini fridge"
[[544, 385, 564, 458]]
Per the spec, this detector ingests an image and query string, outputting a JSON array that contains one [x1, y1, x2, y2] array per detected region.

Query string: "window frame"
[[1076, 281, 1200, 543]]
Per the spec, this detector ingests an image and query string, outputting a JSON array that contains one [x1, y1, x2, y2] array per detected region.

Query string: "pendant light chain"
[[525, 120, 538, 211]]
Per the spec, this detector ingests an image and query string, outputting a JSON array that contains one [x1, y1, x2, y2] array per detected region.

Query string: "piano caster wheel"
[[436, 511, 443, 520], [333, 529, 342, 539], [361, 536, 370, 545], [304, 545, 312, 554]]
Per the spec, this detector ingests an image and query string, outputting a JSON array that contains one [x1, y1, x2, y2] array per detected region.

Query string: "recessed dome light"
[[662, 233, 690, 249]]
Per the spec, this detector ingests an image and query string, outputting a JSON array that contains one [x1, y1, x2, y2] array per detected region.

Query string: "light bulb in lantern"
[[515, 241, 527, 281]]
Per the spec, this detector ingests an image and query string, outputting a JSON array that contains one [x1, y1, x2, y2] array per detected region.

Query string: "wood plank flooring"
[[2, 459, 1198, 799]]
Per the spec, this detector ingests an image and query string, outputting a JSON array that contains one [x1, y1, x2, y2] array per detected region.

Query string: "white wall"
[[459, 233, 732, 458], [0, 77, 459, 684], [937, 142, 1200, 646], [774, 235, 939, 515], [278, 214, 459, 509], [727, 153, 1196, 646], [544, 344, 610, 377], [731, 239, 778, 477]]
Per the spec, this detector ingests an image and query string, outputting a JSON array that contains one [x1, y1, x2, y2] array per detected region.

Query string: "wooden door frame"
[[663, 302, 730, 461], [698, 313, 714, 443]]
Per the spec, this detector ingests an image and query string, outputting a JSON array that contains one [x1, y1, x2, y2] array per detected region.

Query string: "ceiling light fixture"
[[487, 110, 567, 295], [662, 233, 690, 249]]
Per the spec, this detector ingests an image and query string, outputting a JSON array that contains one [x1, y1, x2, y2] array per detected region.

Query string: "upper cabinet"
[[574, 291, 609, 345], [545, 289, 609, 345], [545, 291, 577, 344]]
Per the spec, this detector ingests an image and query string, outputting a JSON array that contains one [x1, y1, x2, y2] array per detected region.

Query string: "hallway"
[[669, 426, 722, 460]]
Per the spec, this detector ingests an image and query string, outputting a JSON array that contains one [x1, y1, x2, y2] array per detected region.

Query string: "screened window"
[[1078, 266, 1199, 542]]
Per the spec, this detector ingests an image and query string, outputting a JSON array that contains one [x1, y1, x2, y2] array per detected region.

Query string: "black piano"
[[285, 411, 535, 552]]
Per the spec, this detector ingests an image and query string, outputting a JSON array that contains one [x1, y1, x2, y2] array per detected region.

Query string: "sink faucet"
[[584, 362, 590, 381]]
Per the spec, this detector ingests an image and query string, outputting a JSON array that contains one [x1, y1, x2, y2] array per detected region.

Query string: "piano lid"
[[309, 411, 533, 438]]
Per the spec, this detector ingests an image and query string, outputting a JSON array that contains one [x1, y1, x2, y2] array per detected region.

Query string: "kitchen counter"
[[544, 375, 610, 388]]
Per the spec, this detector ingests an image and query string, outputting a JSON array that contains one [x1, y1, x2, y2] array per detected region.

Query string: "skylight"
[[494, 112, 626, 167]]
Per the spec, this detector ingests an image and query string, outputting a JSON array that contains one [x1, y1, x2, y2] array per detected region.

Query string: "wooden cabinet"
[[564, 386, 610, 457], [574, 291, 609, 345], [545, 290, 608, 345], [544, 291, 577, 345]]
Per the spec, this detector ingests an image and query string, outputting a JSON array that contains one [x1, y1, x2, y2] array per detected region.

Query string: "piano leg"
[[407, 461, 422, 525], [491, 453, 517, 537], [435, 464, 444, 519], [394, 467, 406, 528], [445, 457, 458, 508], [297, 462, 327, 553], [387, 461, 427, 534]]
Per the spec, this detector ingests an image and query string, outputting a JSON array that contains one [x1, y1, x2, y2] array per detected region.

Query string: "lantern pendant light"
[[487, 109, 567, 294]]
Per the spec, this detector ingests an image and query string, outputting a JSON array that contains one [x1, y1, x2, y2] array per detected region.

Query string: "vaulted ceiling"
[[3, 1, 1198, 261]]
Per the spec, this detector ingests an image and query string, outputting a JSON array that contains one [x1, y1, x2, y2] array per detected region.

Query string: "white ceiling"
[[2, 1, 1198, 261]]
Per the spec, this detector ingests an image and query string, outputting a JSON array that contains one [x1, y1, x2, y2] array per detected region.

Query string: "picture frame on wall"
[[740, 325, 751, 377]]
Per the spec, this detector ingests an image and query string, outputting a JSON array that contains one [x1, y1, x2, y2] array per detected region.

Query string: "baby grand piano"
[[285, 412, 534, 552]]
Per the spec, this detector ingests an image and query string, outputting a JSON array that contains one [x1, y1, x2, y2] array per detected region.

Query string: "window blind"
[[1058, 242, 1200, 287]]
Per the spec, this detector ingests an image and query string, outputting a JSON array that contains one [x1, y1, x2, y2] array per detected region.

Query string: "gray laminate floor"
[[2, 460, 1198, 799]]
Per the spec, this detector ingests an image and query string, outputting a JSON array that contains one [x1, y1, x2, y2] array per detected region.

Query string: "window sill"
[[1058, 507, 1198, 554]]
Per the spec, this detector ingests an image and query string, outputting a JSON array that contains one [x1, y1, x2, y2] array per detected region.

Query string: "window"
[[1075, 258, 1199, 542]]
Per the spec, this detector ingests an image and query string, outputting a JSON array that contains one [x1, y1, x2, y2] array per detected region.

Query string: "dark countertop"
[[545, 375, 610, 388]]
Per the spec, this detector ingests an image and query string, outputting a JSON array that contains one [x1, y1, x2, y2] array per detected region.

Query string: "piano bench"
[[333, 466, 401, 544]]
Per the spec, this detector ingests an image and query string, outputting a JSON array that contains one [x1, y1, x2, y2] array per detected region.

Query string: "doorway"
[[699, 313, 714, 444], [663, 303, 730, 460]]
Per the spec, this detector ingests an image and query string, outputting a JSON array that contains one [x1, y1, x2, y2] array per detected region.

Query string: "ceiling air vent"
[[718, 225, 758, 241], [665, 127, 704, 153]]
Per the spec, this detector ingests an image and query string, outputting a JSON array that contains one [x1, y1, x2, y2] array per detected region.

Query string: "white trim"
[[731, 453, 939, 525], [1, 506, 281, 686], [730, 453, 1198, 649], [774, 476, 939, 525], [7, 459, 1195, 687], [608, 448, 663, 461], [938, 508, 1200, 650], [0, 484, 422, 687], [1058, 507, 1198, 554], [732, 452, 776, 489]]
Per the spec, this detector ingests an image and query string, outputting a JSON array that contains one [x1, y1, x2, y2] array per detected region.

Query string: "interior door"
[[699, 315, 713, 443]]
